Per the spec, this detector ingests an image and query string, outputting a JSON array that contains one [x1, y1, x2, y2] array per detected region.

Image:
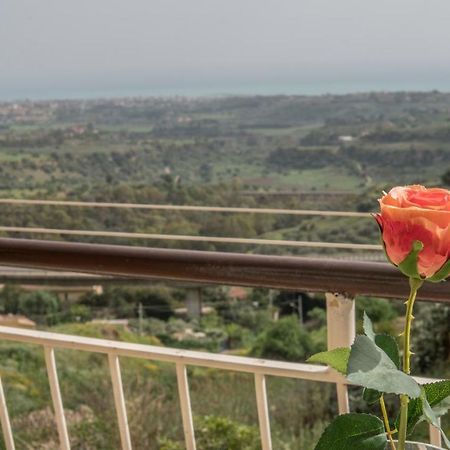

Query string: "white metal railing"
[[0, 198, 380, 252], [0, 292, 442, 450], [0, 198, 372, 217], [0, 226, 382, 251]]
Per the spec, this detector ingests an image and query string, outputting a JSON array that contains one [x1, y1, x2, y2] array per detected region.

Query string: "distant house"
[[90, 319, 129, 326], [0, 314, 36, 329], [338, 135, 354, 143], [228, 286, 248, 301], [174, 306, 214, 318]]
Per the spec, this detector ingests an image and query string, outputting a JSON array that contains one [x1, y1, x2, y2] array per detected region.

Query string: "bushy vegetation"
[[0, 285, 63, 325], [159, 415, 261, 450], [411, 303, 450, 374], [250, 315, 315, 361], [0, 284, 335, 449], [0, 282, 448, 448]]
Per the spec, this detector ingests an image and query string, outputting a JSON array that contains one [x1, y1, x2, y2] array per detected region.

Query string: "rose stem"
[[397, 277, 423, 450], [380, 395, 396, 450]]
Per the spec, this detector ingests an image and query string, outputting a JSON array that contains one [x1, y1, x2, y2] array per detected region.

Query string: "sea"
[[2, 79, 450, 102]]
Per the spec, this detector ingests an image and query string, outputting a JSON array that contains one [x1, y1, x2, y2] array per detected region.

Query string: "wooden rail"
[[0, 238, 448, 301]]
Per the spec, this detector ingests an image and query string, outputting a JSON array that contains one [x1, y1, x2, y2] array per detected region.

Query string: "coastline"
[[2, 80, 450, 103]]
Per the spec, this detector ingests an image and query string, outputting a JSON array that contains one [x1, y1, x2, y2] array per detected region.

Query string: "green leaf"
[[363, 388, 382, 405], [374, 334, 400, 369], [361, 325, 400, 405], [314, 413, 386, 450], [397, 240, 424, 280], [422, 380, 450, 408], [347, 335, 420, 398], [307, 347, 350, 375], [429, 259, 450, 282], [363, 313, 400, 368], [420, 388, 450, 449], [403, 380, 450, 435], [363, 312, 376, 340], [432, 396, 450, 419]]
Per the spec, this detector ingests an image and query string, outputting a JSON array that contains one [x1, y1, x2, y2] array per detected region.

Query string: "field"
[[1, 92, 449, 197]]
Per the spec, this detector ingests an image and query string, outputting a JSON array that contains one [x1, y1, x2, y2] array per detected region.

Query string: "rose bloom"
[[375, 185, 450, 278]]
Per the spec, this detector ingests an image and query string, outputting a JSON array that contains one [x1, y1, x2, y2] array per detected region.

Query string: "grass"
[[0, 153, 25, 162], [272, 167, 365, 190], [245, 123, 322, 137]]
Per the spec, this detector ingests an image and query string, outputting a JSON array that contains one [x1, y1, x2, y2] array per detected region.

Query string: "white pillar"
[[326, 292, 355, 414]]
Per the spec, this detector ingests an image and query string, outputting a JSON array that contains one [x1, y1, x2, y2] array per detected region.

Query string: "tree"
[[412, 303, 450, 373], [250, 315, 314, 362], [18, 291, 60, 317], [159, 415, 260, 450], [442, 168, 450, 186], [81, 287, 174, 320], [0, 284, 23, 314]]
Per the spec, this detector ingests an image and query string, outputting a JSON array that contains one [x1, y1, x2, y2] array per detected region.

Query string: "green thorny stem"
[[397, 277, 424, 450], [380, 395, 396, 450]]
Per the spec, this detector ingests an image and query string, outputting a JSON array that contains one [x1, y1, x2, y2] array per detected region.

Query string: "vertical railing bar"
[[335, 384, 350, 415], [325, 292, 355, 415], [175, 363, 196, 450], [108, 353, 133, 450], [0, 376, 15, 450], [44, 346, 70, 450], [254, 373, 272, 450], [429, 421, 442, 447]]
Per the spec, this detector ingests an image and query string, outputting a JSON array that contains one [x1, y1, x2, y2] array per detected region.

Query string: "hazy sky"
[[2, 0, 450, 98]]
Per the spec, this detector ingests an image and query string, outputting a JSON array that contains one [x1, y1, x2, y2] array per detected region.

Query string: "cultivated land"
[[1, 92, 450, 255], [1, 92, 450, 193]]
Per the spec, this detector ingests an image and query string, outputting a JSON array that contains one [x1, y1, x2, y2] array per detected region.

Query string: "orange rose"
[[375, 185, 450, 280]]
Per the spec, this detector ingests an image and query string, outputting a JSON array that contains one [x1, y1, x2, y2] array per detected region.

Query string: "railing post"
[[108, 354, 133, 450], [254, 373, 272, 450], [326, 292, 355, 414], [429, 421, 442, 448], [44, 346, 70, 450], [175, 363, 196, 450], [0, 376, 15, 450], [186, 288, 202, 320]]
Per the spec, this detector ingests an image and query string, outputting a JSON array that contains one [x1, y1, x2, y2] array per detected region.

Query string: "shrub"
[[412, 302, 450, 374], [60, 304, 92, 323], [80, 286, 175, 320], [356, 296, 398, 324], [159, 415, 261, 450], [18, 291, 61, 320], [250, 315, 314, 362]]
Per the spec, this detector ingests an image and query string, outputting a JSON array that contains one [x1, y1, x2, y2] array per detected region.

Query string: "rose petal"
[[381, 203, 450, 229], [379, 215, 448, 278]]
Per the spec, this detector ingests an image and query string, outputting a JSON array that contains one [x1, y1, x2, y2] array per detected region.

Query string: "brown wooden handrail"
[[0, 238, 448, 302]]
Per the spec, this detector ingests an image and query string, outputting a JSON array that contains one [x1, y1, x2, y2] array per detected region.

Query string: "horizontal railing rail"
[[0, 237, 448, 301], [0, 225, 383, 251], [0, 198, 372, 217], [0, 326, 338, 382]]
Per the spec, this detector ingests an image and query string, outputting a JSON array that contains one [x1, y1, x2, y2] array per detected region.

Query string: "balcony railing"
[[0, 237, 448, 450]]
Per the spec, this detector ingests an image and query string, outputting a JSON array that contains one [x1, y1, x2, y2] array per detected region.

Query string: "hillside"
[[0, 92, 449, 255]]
